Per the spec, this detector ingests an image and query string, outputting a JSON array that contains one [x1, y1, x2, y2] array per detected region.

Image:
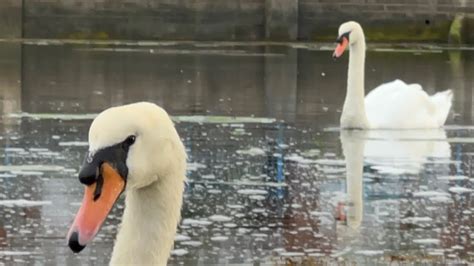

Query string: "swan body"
[[67, 102, 186, 265], [334, 21, 453, 129]]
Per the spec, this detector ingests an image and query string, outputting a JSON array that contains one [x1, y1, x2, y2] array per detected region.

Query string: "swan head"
[[67, 102, 186, 253], [333, 21, 365, 58]]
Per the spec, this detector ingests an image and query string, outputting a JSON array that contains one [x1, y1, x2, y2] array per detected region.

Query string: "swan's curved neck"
[[110, 175, 184, 266], [341, 37, 370, 129]]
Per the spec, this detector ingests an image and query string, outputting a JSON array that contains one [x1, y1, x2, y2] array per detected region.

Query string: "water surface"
[[0, 41, 473, 265]]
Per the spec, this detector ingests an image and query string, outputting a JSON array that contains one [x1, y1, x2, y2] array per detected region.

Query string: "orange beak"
[[333, 37, 349, 58], [67, 162, 125, 252]]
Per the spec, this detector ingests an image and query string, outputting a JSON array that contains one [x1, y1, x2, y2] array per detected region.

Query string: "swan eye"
[[336, 31, 351, 43], [123, 135, 136, 147]]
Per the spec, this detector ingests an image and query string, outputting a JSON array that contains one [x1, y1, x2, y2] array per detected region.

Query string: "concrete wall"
[[24, 0, 266, 40], [0, 0, 22, 38], [0, 0, 473, 42], [299, 0, 474, 42]]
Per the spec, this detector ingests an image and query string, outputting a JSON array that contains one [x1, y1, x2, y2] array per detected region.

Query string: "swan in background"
[[67, 102, 186, 265], [337, 128, 450, 228], [333, 21, 453, 129]]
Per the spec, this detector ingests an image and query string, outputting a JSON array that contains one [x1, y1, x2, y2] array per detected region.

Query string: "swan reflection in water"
[[337, 128, 451, 229]]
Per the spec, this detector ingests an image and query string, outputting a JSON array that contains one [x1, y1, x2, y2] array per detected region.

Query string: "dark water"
[[0, 41, 473, 265]]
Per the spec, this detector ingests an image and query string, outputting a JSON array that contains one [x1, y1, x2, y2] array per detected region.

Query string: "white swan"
[[333, 21, 453, 129], [66, 102, 186, 265]]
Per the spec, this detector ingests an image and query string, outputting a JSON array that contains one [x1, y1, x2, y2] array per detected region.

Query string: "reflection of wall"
[[264, 47, 297, 121], [448, 50, 474, 124], [20, 45, 474, 125], [0, 43, 22, 128], [21, 45, 268, 116]]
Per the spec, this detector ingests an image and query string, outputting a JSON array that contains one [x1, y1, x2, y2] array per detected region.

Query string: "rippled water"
[[0, 41, 473, 265]]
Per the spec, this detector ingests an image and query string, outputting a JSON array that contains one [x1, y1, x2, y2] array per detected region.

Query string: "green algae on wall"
[[66, 31, 110, 40], [311, 21, 452, 43]]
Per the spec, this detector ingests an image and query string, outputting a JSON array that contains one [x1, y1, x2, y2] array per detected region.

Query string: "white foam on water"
[[286, 154, 315, 164], [252, 208, 266, 213], [4, 148, 25, 152], [201, 174, 216, 180], [428, 196, 453, 203], [8, 112, 98, 120], [9, 112, 276, 124], [413, 239, 440, 245], [224, 223, 237, 228], [64, 168, 77, 173], [413, 191, 450, 198], [226, 204, 244, 209], [0, 199, 51, 207], [279, 252, 305, 257], [304, 248, 321, 253], [181, 218, 212, 226], [315, 159, 345, 166], [437, 175, 469, 181], [301, 149, 321, 157], [0, 165, 65, 172], [308, 253, 325, 257], [180, 240, 203, 247], [58, 141, 88, 147], [231, 180, 286, 187], [371, 165, 416, 175], [354, 250, 384, 256], [310, 211, 332, 217], [173, 115, 276, 124], [0, 251, 35, 256], [10, 171, 44, 176], [237, 189, 268, 195], [207, 189, 221, 194], [38, 151, 61, 157], [251, 233, 267, 238], [187, 162, 207, 172], [174, 234, 191, 242], [249, 195, 266, 200], [0, 173, 16, 178], [428, 250, 445, 256], [401, 217, 433, 224], [208, 215, 232, 222], [236, 147, 266, 156], [29, 148, 50, 152], [449, 187, 473, 193], [210, 236, 228, 242], [171, 249, 188, 256]]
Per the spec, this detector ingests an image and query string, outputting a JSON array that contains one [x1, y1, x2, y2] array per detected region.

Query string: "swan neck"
[[110, 175, 184, 266], [341, 38, 370, 129], [348, 42, 365, 97]]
